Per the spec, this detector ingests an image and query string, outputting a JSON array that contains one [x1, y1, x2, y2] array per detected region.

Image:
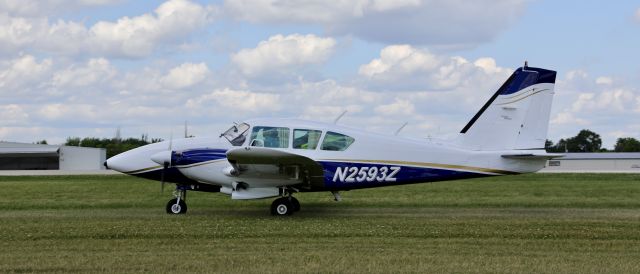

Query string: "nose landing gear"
[[166, 187, 187, 214]]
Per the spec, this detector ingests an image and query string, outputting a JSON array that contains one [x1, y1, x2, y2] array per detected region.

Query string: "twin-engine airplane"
[[106, 64, 559, 216]]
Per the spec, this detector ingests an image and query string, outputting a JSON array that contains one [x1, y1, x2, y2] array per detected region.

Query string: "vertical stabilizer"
[[459, 65, 556, 151]]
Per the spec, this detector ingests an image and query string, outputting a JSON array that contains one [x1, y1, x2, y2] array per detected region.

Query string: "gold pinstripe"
[[125, 165, 163, 174], [496, 89, 549, 106]]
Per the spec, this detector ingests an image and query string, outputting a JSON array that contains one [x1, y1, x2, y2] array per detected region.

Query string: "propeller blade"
[[160, 161, 169, 194]]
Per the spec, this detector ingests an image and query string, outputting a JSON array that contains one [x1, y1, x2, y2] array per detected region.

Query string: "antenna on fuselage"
[[394, 122, 408, 136], [333, 110, 347, 124], [184, 121, 188, 138]]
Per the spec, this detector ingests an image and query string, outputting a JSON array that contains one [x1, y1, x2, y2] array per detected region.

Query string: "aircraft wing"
[[226, 147, 325, 189], [501, 153, 564, 160]]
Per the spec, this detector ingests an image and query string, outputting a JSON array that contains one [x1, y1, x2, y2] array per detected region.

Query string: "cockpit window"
[[321, 131, 355, 151], [250, 126, 290, 148], [221, 122, 250, 146], [293, 129, 322, 150]]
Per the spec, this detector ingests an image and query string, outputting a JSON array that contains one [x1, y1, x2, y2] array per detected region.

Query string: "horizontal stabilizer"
[[501, 153, 564, 160]]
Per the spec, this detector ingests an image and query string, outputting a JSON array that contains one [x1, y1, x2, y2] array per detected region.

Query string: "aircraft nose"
[[105, 154, 130, 173]]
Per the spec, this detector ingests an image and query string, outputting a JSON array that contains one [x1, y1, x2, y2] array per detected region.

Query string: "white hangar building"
[[0, 142, 106, 171], [541, 153, 640, 173]]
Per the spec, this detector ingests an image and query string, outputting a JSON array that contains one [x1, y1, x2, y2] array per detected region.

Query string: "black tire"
[[166, 198, 187, 214], [290, 197, 301, 212], [270, 197, 293, 216]]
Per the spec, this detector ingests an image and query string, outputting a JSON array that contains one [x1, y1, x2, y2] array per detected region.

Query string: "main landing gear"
[[166, 187, 187, 214], [270, 195, 300, 216]]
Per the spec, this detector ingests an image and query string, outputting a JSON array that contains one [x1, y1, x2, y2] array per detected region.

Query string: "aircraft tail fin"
[[458, 65, 557, 151]]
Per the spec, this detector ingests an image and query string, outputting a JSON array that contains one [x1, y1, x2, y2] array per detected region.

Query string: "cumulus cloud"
[[375, 98, 416, 116], [37, 103, 97, 121], [550, 111, 589, 126], [224, 0, 527, 48], [160, 62, 209, 89], [0, 54, 52, 92], [89, 0, 215, 57], [571, 89, 637, 113], [52, 58, 116, 88], [595, 76, 613, 85], [0, 0, 216, 58], [0, 104, 29, 125], [186, 88, 281, 113], [359, 44, 511, 91], [231, 34, 336, 77]]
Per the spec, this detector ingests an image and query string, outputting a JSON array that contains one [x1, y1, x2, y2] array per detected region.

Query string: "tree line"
[[545, 129, 640, 152], [64, 135, 163, 158]]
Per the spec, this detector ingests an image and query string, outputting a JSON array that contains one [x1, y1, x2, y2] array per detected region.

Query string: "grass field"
[[1, 173, 639, 273]]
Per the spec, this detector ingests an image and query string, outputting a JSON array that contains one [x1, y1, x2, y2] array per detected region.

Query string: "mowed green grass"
[[1, 174, 639, 273]]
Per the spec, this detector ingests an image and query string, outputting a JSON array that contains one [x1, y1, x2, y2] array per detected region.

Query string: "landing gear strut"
[[166, 187, 187, 214], [270, 195, 300, 216]]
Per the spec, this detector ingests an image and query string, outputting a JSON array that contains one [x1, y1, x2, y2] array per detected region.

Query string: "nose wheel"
[[166, 188, 187, 214]]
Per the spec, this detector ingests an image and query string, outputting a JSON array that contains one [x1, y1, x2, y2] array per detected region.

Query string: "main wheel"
[[166, 198, 187, 214], [271, 197, 293, 216], [290, 197, 300, 212]]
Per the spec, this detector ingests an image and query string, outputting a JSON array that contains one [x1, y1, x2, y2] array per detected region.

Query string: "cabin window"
[[321, 131, 355, 151], [249, 126, 290, 148], [293, 129, 322, 150]]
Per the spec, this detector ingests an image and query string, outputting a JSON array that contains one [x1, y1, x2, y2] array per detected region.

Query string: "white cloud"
[[37, 103, 98, 121], [89, 0, 215, 57], [359, 45, 510, 90], [595, 76, 613, 85], [224, 0, 526, 48], [160, 62, 209, 89], [186, 88, 281, 113], [52, 58, 116, 88], [0, 104, 29, 125], [571, 89, 636, 113], [0, 54, 52, 92], [550, 111, 589, 126], [231, 34, 336, 77], [0, 0, 216, 58], [375, 98, 415, 116], [297, 79, 382, 104], [635, 8, 640, 22], [301, 105, 363, 120]]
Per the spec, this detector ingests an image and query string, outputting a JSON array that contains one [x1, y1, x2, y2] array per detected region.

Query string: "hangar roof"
[[0, 142, 60, 154]]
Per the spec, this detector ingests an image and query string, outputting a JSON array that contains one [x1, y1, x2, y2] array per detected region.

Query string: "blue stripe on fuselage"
[[319, 161, 490, 189], [172, 148, 227, 166]]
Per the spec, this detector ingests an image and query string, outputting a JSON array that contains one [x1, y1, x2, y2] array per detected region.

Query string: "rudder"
[[458, 65, 557, 151]]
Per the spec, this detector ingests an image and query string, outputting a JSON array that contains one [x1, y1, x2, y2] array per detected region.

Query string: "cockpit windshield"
[[221, 122, 250, 146]]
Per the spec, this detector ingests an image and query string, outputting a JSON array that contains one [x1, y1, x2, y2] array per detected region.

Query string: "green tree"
[[614, 137, 640, 152], [565, 129, 602, 152], [64, 136, 161, 158], [546, 129, 603, 153]]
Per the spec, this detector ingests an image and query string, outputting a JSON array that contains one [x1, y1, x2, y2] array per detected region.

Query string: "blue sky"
[[1, 0, 639, 149]]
